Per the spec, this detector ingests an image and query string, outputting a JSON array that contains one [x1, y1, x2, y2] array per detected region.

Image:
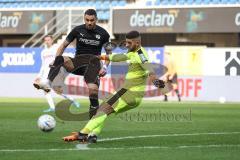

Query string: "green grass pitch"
[[0, 98, 240, 160]]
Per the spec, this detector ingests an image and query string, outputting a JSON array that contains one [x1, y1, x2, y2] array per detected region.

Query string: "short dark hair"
[[126, 30, 140, 39], [43, 35, 53, 41], [84, 9, 97, 17]]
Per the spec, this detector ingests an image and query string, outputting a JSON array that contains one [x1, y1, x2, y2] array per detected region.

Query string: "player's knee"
[[97, 104, 114, 115], [88, 84, 99, 95]]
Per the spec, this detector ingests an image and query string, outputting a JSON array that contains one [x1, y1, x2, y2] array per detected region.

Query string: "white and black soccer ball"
[[37, 114, 56, 132]]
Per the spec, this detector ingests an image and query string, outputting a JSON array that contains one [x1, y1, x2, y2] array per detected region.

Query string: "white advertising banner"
[[202, 48, 240, 76], [0, 47, 239, 102]]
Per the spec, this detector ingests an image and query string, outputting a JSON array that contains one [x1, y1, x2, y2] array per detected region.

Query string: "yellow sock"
[[81, 113, 107, 134], [91, 123, 104, 135]]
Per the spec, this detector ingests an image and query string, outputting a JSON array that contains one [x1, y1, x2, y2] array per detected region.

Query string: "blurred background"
[[0, 0, 239, 102]]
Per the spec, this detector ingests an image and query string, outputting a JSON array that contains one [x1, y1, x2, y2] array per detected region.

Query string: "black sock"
[[48, 56, 64, 82], [175, 89, 181, 100], [164, 95, 168, 101], [89, 93, 99, 108]]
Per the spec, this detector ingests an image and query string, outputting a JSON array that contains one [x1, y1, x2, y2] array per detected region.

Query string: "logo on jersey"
[[80, 33, 84, 37], [1, 51, 35, 68], [96, 34, 101, 39], [79, 38, 100, 46]]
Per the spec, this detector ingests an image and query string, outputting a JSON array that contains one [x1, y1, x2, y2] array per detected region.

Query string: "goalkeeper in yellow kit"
[[63, 30, 165, 143]]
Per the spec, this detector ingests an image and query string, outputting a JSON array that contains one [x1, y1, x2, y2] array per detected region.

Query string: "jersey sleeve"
[[66, 28, 78, 43], [136, 48, 155, 74], [109, 54, 129, 62], [102, 31, 110, 45]]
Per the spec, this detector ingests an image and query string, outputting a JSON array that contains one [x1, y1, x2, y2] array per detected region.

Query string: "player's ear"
[[136, 40, 140, 46]]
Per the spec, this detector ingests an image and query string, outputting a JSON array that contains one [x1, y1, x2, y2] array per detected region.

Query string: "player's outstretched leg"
[[43, 92, 55, 112], [87, 83, 100, 118], [164, 95, 168, 101], [175, 89, 181, 102], [33, 81, 51, 93], [62, 132, 88, 142], [63, 104, 113, 143], [87, 123, 104, 143], [61, 94, 80, 108]]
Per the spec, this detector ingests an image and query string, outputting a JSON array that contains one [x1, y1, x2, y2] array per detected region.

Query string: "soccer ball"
[[37, 114, 56, 132]]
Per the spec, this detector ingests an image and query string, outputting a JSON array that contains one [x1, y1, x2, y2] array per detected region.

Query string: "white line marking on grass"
[[98, 131, 240, 142], [76, 144, 240, 150], [1, 144, 240, 152], [0, 148, 80, 152], [1, 132, 240, 152]]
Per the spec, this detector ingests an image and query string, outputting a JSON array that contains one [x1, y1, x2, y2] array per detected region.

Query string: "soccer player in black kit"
[[34, 9, 111, 118]]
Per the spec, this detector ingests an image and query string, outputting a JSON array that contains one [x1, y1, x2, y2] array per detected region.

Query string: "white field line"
[[0, 131, 240, 152], [98, 131, 240, 142], [1, 144, 240, 152]]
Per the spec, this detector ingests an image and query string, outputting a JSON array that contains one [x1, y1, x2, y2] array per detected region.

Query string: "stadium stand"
[[0, 0, 128, 21], [145, 0, 239, 6], [1, 0, 238, 20]]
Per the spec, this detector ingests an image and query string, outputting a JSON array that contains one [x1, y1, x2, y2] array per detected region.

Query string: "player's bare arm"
[[98, 49, 112, 77], [55, 40, 75, 71], [56, 40, 70, 56]]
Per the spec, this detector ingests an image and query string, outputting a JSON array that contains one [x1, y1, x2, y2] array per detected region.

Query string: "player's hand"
[[34, 77, 41, 84], [99, 65, 107, 77], [49, 61, 54, 68], [153, 79, 165, 88], [168, 75, 173, 81], [98, 55, 109, 61]]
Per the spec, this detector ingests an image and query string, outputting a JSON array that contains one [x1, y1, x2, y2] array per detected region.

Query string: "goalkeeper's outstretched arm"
[[99, 54, 129, 62], [148, 72, 165, 88]]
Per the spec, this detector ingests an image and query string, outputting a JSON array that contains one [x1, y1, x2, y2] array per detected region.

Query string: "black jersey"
[[66, 24, 110, 56]]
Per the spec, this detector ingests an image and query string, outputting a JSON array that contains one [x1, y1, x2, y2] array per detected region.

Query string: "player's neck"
[[134, 46, 141, 52]]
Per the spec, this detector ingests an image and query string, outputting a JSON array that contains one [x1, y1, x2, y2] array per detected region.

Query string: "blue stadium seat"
[[97, 10, 104, 20], [155, 0, 161, 5], [221, 0, 228, 3], [186, 0, 194, 5], [0, 0, 129, 21], [195, 0, 202, 4], [212, 0, 219, 4], [161, 0, 169, 5], [118, 0, 126, 6], [146, 0, 153, 6], [79, 1, 88, 6], [95, 1, 102, 10], [87, 1, 95, 7], [102, 11, 110, 20], [101, 1, 110, 10], [4, 2, 11, 8], [178, 0, 185, 5], [111, 0, 119, 6], [229, 0, 238, 3], [202, 0, 210, 4], [169, 0, 177, 5], [55, 2, 64, 7]]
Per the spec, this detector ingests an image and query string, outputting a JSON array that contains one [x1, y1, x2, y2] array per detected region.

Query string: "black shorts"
[[69, 54, 101, 85]]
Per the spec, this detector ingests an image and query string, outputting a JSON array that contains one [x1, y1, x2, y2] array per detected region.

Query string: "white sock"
[[61, 93, 74, 102], [45, 92, 55, 109]]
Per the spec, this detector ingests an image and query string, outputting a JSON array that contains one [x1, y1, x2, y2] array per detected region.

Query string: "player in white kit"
[[33, 35, 80, 112]]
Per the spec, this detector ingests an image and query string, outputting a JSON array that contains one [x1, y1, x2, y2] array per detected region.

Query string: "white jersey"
[[37, 44, 58, 80]]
